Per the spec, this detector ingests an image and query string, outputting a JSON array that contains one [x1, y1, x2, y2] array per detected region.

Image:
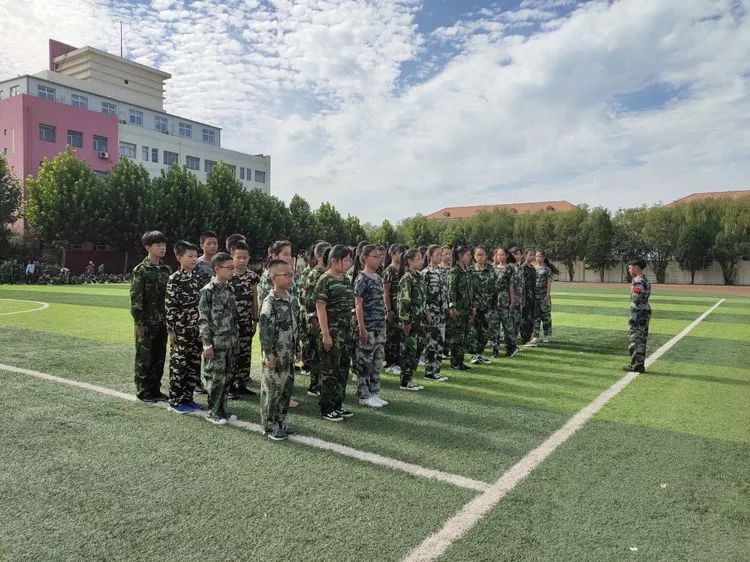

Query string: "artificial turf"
[[0, 283, 747, 560]]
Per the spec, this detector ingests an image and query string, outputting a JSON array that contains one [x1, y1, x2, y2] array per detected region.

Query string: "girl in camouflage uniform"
[[526, 250, 558, 346], [421, 245, 449, 382], [494, 247, 520, 358], [447, 246, 474, 371], [469, 246, 496, 365], [314, 245, 355, 422], [397, 249, 427, 391], [383, 244, 406, 375], [520, 250, 537, 344], [302, 242, 331, 397], [510, 247, 526, 346]]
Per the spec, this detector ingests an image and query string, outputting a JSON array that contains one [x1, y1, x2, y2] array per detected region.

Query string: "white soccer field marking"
[[0, 298, 50, 316], [403, 298, 726, 562], [0, 362, 489, 493]]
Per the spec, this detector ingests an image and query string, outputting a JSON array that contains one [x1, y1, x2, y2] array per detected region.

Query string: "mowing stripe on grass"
[[0, 363, 489, 493], [403, 298, 726, 562], [0, 298, 49, 316]]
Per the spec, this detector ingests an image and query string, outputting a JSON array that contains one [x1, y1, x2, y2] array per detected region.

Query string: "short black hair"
[[226, 233, 246, 253], [141, 231, 166, 247], [629, 258, 648, 269], [211, 252, 232, 270], [174, 240, 199, 257], [200, 231, 218, 244], [268, 258, 290, 273], [231, 241, 249, 254]]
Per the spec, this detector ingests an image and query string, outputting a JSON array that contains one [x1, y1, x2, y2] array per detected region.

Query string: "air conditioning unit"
[[98, 151, 109, 159], [162, 129, 169, 134], [118, 119, 127, 124]]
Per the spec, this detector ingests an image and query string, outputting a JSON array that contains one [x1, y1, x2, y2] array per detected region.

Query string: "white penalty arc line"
[[403, 298, 726, 562], [0, 363, 488, 493], [0, 298, 50, 316]]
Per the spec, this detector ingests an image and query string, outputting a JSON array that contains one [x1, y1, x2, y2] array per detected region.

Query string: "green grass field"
[[0, 283, 748, 561]]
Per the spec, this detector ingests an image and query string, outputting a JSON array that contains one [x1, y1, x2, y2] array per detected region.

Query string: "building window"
[[129, 109, 143, 126], [67, 130, 83, 148], [0, 90, 3, 100], [155, 116, 168, 134], [179, 122, 192, 138], [71, 94, 88, 109], [119, 141, 136, 160], [254, 170, 266, 183], [163, 150, 178, 166], [93, 135, 108, 153], [546, 206, 555, 212], [204, 159, 216, 174], [186, 155, 200, 170], [102, 102, 117, 116], [2, 148, 6, 155], [142, 146, 149, 161], [37, 85, 56, 101], [151, 148, 159, 163], [240, 167, 245, 180], [227, 164, 236, 177], [9, 86, 19, 97], [39, 124, 56, 143], [202, 129, 215, 144]]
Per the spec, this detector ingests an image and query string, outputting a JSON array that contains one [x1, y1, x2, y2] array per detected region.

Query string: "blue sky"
[[1, 0, 749, 222]]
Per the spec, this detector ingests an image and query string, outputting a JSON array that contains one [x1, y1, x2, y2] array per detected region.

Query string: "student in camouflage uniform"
[[195, 231, 219, 285], [198, 253, 240, 425], [510, 247, 526, 346], [314, 245, 355, 421], [422, 245, 449, 381], [447, 246, 474, 371], [625, 258, 651, 373], [493, 247, 520, 358], [520, 250, 537, 344], [526, 250, 558, 346], [165, 241, 204, 413], [302, 242, 331, 396], [259, 259, 299, 441], [383, 244, 406, 374], [229, 241, 259, 397], [297, 244, 317, 375], [354, 245, 389, 407], [397, 249, 427, 391], [487, 249, 503, 355], [468, 246, 496, 365], [130, 231, 172, 403]]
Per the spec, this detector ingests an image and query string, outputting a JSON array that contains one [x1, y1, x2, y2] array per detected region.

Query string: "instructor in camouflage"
[[625, 258, 651, 373]]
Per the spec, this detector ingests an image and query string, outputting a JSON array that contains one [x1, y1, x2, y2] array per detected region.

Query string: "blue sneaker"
[[185, 400, 204, 411], [168, 403, 192, 414]]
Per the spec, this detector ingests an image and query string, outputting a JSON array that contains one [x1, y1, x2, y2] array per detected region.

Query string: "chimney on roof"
[[48, 39, 78, 72]]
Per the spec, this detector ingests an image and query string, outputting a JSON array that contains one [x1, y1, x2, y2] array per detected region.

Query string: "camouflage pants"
[[260, 364, 294, 431], [355, 327, 385, 398], [385, 314, 402, 367], [202, 347, 236, 418], [468, 309, 490, 355], [520, 298, 535, 343], [497, 303, 518, 349], [134, 323, 167, 400], [400, 326, 425, 385], [447, 312, 471, 366], [424, 315, 446, 375], [307, 321, 322, 393], [319, 327, 352, 414], [487, 308, 501, 349], [168, 333, 201, 405], [532, 297, 552, 338], [509, 306, 522, 346], [233, 326, 254, 387], [628, 312, 650, 369]]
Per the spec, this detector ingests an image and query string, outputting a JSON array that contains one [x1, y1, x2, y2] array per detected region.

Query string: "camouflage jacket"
[[303, 266, 325, 316], [165, 268, 202, 337], [259, 291, 298, 371], [522, 263, 536, 302], [230, 269, 259, 329], [398, 270, 427, 327], [259, 268, 299, 318], [630, 274, 651, 315], [130, 256, 172, 327], [354, 272, 386, 331], [494, 264, 513, 308], [382, 264, 401, 312], [198, 278, 239, 349], [195, 258, 214, 286], [448, 265, 473, 314], [534, 265, 552, 299], [421, 266, 448, 318], [313, 271, 355, 333], [471, 263, 496, 312], [511, 263, 525, 306]]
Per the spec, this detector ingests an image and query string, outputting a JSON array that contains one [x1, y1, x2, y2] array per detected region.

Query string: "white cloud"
[[1, 0, 749, 224]]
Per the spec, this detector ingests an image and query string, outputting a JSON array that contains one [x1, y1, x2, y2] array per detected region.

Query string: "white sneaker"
[[373, 394, 389, 406], [542, 335, 551, 343], [524, 338, 539, 347], [385, 365, 399, 375], [418, 359, 426, 367], [359, 396, 383, 408], [470, 355, 481, 364]]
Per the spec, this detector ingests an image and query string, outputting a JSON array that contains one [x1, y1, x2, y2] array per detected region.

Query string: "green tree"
[[204, 162, 251, 243], [313, 202, 346, 243], [372, 219, 397, 247], [550, 207, 587, 281], [713, 197, 750, 285], [150, 165, 212, 243], [642, 205, 680, 283], [289, 194, 317, 252], [441, 220, 471, 247], [402, 215, 433, 247], [0, 155, 22, 252], [675, 223, 714, 284], [103, 159, 153, 251], [582, 207, 617, 282], [25, 150, 107, 255], [342, 214, 368, 245]]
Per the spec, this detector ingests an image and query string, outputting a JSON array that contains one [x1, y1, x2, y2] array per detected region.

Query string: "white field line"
[[403, 298, 726, 562], [0, 363, 489, 493], [0, 298, 50, 316]]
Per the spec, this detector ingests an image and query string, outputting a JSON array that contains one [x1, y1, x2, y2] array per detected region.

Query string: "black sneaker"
[[633, 364, 645, 373], [280, 424, 297, 435], [137, 395, 159, 403], [154, 392, 169, 402], [507, 346, 519, 358], [266, 427, 288, 441], [306, 388, 320, 397], [623, 364, 635, 372], [491, 347, 501, 358], [232, 384, 255, 396], [194, 384, 208, 395], [425, 372, 448, 382], [336, 409, 354, 418], [321, 411, 344, 422]]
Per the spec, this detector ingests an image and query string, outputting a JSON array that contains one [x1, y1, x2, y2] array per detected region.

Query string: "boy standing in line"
[[130, 231, 172, 402], [196, 231, 219, 285], [229, 241, 259, 397]]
